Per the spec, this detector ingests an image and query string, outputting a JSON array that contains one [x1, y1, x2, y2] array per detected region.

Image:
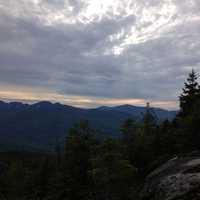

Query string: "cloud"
[[0, 0, 200, 109], [0, 86, 178, 110]]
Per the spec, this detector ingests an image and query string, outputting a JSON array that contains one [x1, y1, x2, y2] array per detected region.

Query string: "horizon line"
[[0, 98, 179, 111]]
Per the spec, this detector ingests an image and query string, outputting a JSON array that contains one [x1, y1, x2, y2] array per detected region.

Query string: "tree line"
[[0, 70, 200, 200]]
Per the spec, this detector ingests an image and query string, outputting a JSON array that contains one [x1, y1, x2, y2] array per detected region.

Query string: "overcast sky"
[[0, 0, 200, 109]]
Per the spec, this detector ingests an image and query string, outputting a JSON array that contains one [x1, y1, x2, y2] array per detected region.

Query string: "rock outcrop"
[[141, 152, 200, 200]]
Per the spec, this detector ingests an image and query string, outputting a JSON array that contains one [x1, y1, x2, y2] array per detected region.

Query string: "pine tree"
[[179, 69, 199, 117], [142, 102, 157, 136], [176, 70, 200, 151], [121, 118, 137, 144], [91, 139, 137, 200], [134, 103, 158, 172], [64, 120, 94, 200]]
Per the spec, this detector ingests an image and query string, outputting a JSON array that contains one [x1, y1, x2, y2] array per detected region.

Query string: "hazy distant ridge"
[[0, 101, 177, 151]]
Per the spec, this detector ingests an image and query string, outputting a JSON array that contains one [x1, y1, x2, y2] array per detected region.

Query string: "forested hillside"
[[0, 101, 176, 151], [0, 70, 200, 199]]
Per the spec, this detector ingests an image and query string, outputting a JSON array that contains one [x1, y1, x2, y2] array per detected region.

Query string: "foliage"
[[0, 70, 200, 199], [179, 69, 199, 117]]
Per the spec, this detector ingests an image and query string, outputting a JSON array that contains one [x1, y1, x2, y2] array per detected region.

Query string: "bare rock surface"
[[141, 152, 200, 200]]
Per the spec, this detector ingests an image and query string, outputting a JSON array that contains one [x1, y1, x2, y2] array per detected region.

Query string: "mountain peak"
[[33, 101, 53, 106], [0, 101, 176, 151], [115, 104, 136, 108]]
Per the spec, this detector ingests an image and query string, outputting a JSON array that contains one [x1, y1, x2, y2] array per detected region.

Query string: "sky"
[[0, 0, 200, 110]]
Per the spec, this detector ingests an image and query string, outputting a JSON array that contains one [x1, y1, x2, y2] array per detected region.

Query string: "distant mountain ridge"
[[0, 101, 177, 151], [97, 104, 176, 120]]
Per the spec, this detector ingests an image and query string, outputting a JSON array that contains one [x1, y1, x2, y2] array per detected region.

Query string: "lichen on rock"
[[141, 153, 200, 200]]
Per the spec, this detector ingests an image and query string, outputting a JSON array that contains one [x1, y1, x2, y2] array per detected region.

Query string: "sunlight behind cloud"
[[0, 0, 200, 109], [77, 0, 130, 23], [0, 0, 187, 54], [109, 0, 178, 54]]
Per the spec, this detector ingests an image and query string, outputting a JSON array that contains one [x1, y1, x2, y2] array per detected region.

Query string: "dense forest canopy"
[[0, 70, 200, 199]]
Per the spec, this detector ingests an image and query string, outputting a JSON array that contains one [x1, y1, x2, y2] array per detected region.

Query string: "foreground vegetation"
[[0, 70, 200, 200]]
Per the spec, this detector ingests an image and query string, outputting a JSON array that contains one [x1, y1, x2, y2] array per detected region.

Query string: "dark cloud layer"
[[0, 0, 200, 109]]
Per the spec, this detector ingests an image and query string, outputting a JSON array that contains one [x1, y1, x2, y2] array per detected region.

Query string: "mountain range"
[[0, 101, 177, 151]]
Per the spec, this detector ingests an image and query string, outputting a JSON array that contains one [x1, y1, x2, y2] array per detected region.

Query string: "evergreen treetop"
[[179, 69, 199, 117]]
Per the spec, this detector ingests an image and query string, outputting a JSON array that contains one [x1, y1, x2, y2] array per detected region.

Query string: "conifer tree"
[[179, 69, 199, 117], [176, 70, 200, 151], [121, 118, 137, 144], [142, 102, 157, 136], [64, 120, 94, 200]]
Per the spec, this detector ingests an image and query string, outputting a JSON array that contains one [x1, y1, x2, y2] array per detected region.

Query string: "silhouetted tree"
[[64, 120, 95, 200], [179, 69, 199, 117], [91, 139, 137, 200], [121, 118, 139, 163]]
